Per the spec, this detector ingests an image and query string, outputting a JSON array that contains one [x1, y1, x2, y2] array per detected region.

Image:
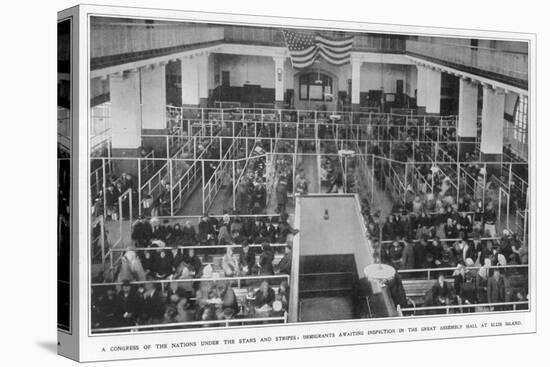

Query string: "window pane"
[[300, 84, 308, 100], [309, 84, 323, 100]]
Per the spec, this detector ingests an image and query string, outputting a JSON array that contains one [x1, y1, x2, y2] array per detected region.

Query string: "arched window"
[[514, 95, 528, 144], [299, 72, 333, 101]]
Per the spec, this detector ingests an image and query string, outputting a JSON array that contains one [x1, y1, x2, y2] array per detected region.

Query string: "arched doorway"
[[293, 70, 338, 111]]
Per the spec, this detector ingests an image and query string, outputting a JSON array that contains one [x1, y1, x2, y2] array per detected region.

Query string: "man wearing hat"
[[275, 243, 293, 275], [275, 174, 288, 214], [118, 280, 139, 326], [277, 212, 299, 243], [487, 268, 506, 311]]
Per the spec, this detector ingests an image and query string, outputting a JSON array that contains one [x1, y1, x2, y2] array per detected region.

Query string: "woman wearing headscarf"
[[222, 246, 239, 277], [117, 250, 146, 283], [452, 264, 466, 298], [217, 224, 233, 246], [230, 216, 244, 239], [181, 221, 197, 246], [254, 280, 276, 315]]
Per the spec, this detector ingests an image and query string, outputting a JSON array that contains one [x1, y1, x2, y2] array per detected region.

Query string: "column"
[[273, 56, 286, 109], [110, 71, 141, 151], [140, 63, 167, 131], [416, 65, 427, 108], [480, 86, 505, 161], [425, 68, 441, 114], [457, 78, 478, 156], [109, 70, 142, 178], [351, 59, 361, 111], [181, 56, 199, 106], [197, 53, 210, 108]]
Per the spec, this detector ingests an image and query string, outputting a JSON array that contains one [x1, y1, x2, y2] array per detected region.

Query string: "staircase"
[[298, 254, 358, 322]]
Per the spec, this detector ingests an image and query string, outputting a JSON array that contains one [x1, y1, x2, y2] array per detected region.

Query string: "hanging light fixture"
[[314, 59, 322, 84], [245, 55, 250, 85]]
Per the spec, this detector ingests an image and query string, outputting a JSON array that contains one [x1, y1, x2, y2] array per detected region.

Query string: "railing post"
[[129, 188, 133, 219], [371, 154, 375, 204], [138, 159, 142, 216], [169, 159, 174, 216], [109, 251, 113, 273], [102, 158, 107, 220], [201, 160, 206, 214], [100, 217, 105, 269], [482, 163, 487, 208]]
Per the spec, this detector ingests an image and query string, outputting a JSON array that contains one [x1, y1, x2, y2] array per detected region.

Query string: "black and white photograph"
[[49, 2, 540, 363], [87, 13, 531, 332]]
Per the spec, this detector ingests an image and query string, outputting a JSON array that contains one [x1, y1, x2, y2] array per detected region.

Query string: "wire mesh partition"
[[88, 105, 531, 329], [92, 105, 528, 244]]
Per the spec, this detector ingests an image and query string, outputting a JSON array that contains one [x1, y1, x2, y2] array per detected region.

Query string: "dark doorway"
[[221, 71, 230, 87]]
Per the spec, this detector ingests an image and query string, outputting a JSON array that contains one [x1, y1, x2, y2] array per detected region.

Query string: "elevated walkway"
[[289, 194, 381, 322]]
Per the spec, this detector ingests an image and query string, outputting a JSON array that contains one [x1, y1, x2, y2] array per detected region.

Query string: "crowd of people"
[[91, 212, 298, 330], [363, 195, 528, 271], [392, 265, 529, 316], [355, 121, 530, 311], [90, 108, 529, 323], [92, 171, 136, 220], [234, 144, 268, 214], [359, 191, 528, 314], [92, 277, 290, 330]]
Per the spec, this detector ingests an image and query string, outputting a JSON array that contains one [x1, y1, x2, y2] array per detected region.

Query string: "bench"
[[402, 279, 455, 306]]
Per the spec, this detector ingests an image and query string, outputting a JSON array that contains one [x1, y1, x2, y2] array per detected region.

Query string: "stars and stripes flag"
[[282, 30, 354, 69]]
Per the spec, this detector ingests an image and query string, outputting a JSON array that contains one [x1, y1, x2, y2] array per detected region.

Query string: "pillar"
[[457, 78, 478, 156], [416, 65, 427, 108], [480, 86, 505, 161], [273, 56, 286, 109], [181, 56, 199, 106], [109, 70, 141, 178], [425, 68, 441, 114], [351, 59, 361, 111], [197, 53, 210, 108], [110, 71, 141, 151], [140, 63, 167, 131]]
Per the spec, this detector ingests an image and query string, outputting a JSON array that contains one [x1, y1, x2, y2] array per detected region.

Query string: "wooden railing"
[[92, 315, 287, 333], [400, 301, 529, 314], [397, 264, 528, 281]]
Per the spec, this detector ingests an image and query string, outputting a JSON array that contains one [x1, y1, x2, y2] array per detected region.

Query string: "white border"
[[75, 4, 536, 362]]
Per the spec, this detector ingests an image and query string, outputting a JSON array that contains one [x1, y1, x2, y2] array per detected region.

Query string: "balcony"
[[406, 39, 528, 89], [223, 25, 286, 46], [224, 25, 406, 53], [90, 18, 225, 69]]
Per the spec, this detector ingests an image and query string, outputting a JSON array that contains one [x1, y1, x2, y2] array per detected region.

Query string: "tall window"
[[514, 95, 528, 144], [299, 73, 333, 101]]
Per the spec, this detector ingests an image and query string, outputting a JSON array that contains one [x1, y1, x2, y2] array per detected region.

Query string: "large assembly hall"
[[59, 16, 530, 333]]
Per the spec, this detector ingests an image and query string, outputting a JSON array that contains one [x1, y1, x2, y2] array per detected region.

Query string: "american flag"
[[282, 30, 354, 69]]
